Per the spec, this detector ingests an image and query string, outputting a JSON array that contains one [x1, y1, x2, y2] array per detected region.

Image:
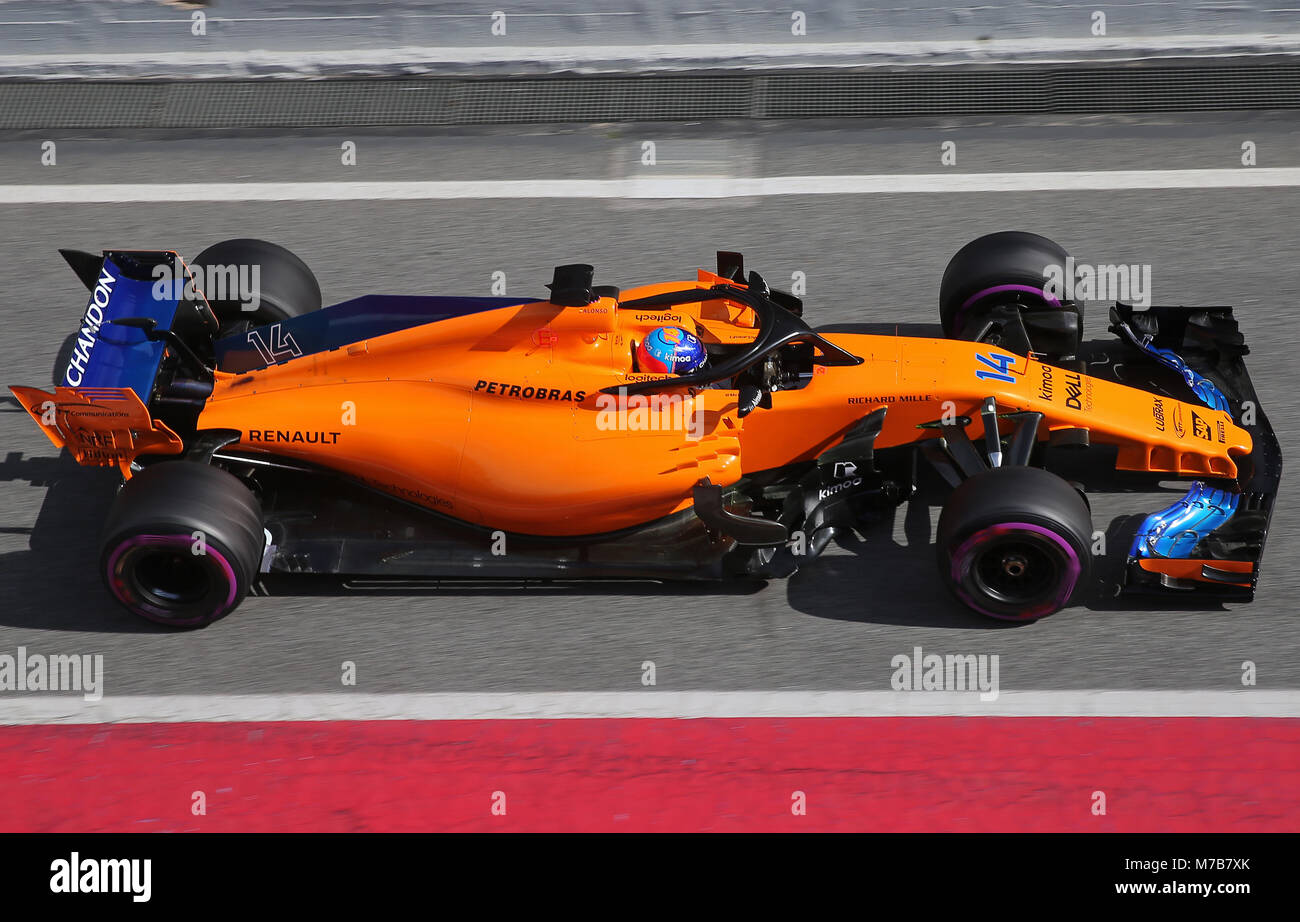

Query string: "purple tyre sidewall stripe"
[[106, 534, 238, 624], [952, 283, 1062, 332], [949, 522, 1082, 621]]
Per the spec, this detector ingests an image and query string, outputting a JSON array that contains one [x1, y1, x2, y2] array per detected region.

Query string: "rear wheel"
[[939, 231, 1082, 360], [936, 466, 1092, 621], [190, 238, 321, 333], [100, 461, 264, 628]]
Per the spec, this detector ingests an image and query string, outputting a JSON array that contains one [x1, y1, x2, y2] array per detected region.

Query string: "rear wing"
[[9, 249, 209, 475], [57, 250, 188, 398]]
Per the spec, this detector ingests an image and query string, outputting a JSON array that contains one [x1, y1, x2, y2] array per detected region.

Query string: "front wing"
[[1108, 303, 1281, 600]]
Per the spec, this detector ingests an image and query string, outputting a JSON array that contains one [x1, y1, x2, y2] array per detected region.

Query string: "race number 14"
[[975, 352, 1017, 384]]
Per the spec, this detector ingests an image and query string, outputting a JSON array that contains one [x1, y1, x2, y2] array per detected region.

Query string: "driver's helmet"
[[636, 326, 706, 374]]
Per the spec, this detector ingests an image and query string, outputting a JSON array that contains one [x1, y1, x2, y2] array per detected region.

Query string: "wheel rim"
[[132, 549, 213, 607], [970, 536, 1060, 606], [950, 523, 1081, 621], [106, 534, 238, 625]]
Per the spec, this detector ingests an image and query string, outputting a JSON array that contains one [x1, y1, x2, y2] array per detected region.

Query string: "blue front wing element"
[[1115, 321, 1231, 412], [1116, 319, 1240, 560], [1129, 482, 1240, 559]]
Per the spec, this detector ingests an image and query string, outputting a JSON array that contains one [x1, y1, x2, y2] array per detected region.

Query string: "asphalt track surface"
[[1, 112, 1299, 699]]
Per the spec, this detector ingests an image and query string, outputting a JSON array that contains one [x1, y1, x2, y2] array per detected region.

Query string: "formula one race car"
[[9, 233, 1282, 627]]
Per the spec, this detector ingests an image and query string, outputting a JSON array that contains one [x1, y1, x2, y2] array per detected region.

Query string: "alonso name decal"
[[474, 380, 586, 402]]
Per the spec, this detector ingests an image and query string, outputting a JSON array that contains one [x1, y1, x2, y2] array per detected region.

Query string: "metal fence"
[[2, 62, 1298, 129]]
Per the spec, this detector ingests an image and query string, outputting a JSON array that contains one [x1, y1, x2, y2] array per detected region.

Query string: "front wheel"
[[100, 462, 265, 628], [936, 466, 1092, 621], [939, 230, 1082, 360]]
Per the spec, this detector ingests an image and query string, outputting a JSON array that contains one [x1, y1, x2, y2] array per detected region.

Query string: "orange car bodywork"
[[13, 270, 1252, 538]]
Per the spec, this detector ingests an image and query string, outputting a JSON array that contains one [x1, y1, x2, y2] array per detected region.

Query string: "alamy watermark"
[[50, 853, 150, 902], [1044, 257, 1152, 308], [0, 646, 103, 701], [890, 645, 999, 701], [152, 259, 262, 312], [595, 389, 705, 441]]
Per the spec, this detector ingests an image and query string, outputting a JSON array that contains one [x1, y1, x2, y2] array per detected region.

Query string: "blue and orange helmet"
[[636, 326, 707, 375]]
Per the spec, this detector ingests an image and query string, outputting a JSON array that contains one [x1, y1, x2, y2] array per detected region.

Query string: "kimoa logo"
[[50, 853, 151, 902], [818, 476, 862, 501], [63, 266, 117, 387]]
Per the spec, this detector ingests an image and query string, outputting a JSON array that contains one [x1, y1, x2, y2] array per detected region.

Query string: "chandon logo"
[[63, 266, 116, 387]]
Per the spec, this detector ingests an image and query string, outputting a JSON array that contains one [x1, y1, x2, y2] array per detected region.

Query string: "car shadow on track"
[[786, 494, 1026, 630], [0, 450, 162, 634], [787, 492, 1233, 630], [0, 451, 1232, 634], [0, 447, 771, 633]]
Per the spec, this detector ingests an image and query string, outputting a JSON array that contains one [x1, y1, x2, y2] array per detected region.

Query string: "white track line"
[[1, 691, 1297, 724], [3, 34, 1300, 69], [2, 169, 1300, 204]]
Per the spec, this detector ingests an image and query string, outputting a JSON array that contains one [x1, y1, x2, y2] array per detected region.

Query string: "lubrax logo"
[[247, 430, 341, 444], [475, 380, 587, 402], [50, 853, 151, 902]]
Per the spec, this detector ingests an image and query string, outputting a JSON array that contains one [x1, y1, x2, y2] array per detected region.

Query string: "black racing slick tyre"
[[190, 238, 322, 331], [939, 231, 1082, 359], [936, 466, 1093, 622], [100, 462, 265, 628]]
